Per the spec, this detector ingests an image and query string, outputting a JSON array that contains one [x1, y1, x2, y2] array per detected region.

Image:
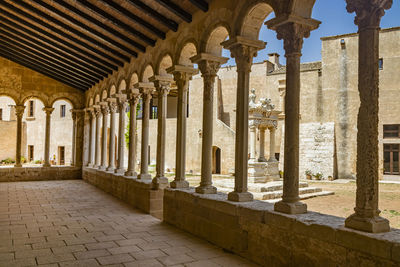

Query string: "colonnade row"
[[84, 1, 391, 233], [13, 105, 84, 167]]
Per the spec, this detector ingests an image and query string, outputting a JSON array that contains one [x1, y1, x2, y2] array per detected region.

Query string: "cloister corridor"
[[0, 180, 254, 267]]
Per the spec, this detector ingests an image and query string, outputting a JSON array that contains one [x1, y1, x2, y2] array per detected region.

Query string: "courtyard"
[[0, 180, 255, 267]]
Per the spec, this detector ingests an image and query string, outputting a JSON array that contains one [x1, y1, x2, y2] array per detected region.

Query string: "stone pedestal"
[[248, 161, 268, 183], [265, 161, 280, 181]]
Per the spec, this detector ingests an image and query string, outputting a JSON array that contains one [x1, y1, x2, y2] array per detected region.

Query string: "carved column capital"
[[346, 0, 393, 28], [128, 93, 140, 106], [222, 36, 265, 73], [15, 105, 25, 118], [43, 107, 55, 116], [100, 104, 110, 115], [109, 101, 118, 113], [93, 106, 101, 117]]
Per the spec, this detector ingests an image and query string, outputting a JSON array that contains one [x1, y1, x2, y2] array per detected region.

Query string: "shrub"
[[314, 172, 323, 180], [1, 158, 15, 164]]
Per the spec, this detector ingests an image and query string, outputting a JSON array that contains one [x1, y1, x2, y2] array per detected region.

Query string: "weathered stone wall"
[[82, 168, 163, 219], [164, 189, 400, 266], [0, 166, 81, 182], [0, 121, 26, 161]]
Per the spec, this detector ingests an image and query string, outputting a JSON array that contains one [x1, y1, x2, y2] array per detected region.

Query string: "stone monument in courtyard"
[[248, 89, 281, 183]]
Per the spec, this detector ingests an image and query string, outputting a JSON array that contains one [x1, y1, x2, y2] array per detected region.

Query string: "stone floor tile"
[[36, 252, 76, 265], [85, 241, 118, 250], [116, 239, 145, 247], [123, 259, 163, 267], [157, 254, 194, 266], [51, 245, 86, 255], [96, 253, 135, 265], [107, 245, 141, 255], [136, 241, 171, 251], [0, 252, 14, 261], [59, 258, 100, 267], [1, 257, 36, 267], [74, 249, 110, 260], [15, 248, 52, 259], [130, 249, 167, 260], [184, 259, 221, 267], [161, 246, 193, 256]]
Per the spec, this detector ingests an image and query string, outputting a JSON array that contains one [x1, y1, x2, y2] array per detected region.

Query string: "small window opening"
[[60, 105, 66, 118], [379, 58, 383, 70], [28, 100, 34, 117], [0, 108, 2, 121]]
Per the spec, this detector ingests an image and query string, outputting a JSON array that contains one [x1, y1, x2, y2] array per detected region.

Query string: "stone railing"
[[0, 166, 81, 182], [164, 188, 400, 266]]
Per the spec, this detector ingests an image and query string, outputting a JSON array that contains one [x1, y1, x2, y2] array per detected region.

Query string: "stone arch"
[[155, 53, 173, 76], [176, 40, 198, 66], [89, 97, 93, 107], [202, 25, 230, 56], [128, 72, 139, 89], [94, 94, 100, 104], [21, 92, 49, 107], [50, 97, 75, 109], [0, 92, 18, 105], [118, 80, 127, 93], [288, 0, 317, 18], [101, 90, 108, 101], [237, 1, 277, 40], [141, 64, 154, 82], [109, 85, 117, 98]]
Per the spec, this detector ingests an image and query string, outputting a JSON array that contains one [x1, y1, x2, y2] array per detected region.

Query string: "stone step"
[[260, 186, 323, 200], [265, 191, 335, 203], [213, 180, 309, 193]]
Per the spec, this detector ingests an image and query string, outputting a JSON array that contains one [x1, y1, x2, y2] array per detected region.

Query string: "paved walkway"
[[0, 180, 257, 267]]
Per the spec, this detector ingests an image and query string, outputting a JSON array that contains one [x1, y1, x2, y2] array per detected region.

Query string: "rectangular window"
[[0, 108, 2, 120], [58, 146, 65, 165], [60, 105, 66, 118], [151, 106, 158, 119], [379, 58, 383, 70], [28, 145, 34, 162], [383, 124, 400, 138], [28, 100, 34, 117], [384, 144, 400, 174]]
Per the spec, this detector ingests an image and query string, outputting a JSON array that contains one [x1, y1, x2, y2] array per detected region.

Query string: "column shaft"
[[43, 107, 54, 167], [269, 127, 277, 162], [107, 104, 117, 171], [71, 112, 77, 166], [115, 101, 127, 174], [87, 111, 94, 166], [125, 96, 139, 177], [258, 127, 266, 162], [138, 91, 151, 179], [75, 111, 84, 167], [95, 110, 101, 167], [14, 105, 25, 167], [100, 106, 109, 170], [249, 126, 257, 161]]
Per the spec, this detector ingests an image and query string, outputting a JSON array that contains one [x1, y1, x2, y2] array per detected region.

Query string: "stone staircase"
[[213, 180, 334, 203]]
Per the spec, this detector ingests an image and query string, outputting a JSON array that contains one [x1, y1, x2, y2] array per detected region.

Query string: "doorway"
[[28, 145, 34, 162], [384, 144, 399, 174], [212, 146, 221, 174], [58, 146, 65, 165]]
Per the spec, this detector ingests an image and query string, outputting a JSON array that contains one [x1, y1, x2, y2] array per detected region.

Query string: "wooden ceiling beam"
[[153, 0, 192, 23]]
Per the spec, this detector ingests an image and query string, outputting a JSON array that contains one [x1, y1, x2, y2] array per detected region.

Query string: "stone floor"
[[0, 180, 257, 267]]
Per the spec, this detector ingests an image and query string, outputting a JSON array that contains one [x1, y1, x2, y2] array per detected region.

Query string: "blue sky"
[[222, 1, 400, 65]]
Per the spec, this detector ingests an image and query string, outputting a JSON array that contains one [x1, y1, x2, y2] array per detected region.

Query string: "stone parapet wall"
[[164, 189, 400, 266], [82, 168, 163, 219], [0, 166, 81, 182]]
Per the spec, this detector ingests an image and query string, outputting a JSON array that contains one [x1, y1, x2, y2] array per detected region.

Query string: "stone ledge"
[[164, 188, 400, 266], [82, 167, 163, 219], [0, 166, 81, 182]]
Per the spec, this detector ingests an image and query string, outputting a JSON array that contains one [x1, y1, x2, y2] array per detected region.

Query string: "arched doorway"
[[212, 146, 221, 174]]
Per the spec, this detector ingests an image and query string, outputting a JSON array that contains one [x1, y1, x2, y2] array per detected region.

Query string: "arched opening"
[[0, 96, 17, 166], [179, 42, 197, 67], [23, 97, 46, 165], [212, 146, 221, 174], [51, 99, 73, 165], [157, 54, 176, 119], [142, 65, 154, 83]]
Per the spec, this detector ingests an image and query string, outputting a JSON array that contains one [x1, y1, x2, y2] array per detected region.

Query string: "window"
[[384, 124, 400, 138], [58, 146, 65, 165], [151, 106, 158, 119], [60, 105, 66, 118], [0, 108, 2, 120], [28, 145, 34, 162], [28, 100, 34, 117], [379, 58, 383, 70]]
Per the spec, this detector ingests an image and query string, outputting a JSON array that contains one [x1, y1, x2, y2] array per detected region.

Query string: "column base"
[[228, 191, 253, 202], [152, 176, 169, 190], [115, 168, 125, 175], [170, 180, 189, 189], [345, 213, 390, 233], [258, 157, 267, 162], [106, 166, 115, 172], [99, 166, 107, 171], [195, 185, 217, 194], [43, 163, 51, 167], [124, 170, 137, 178], [274, 200, 307, 214], [14, 163, 22, 168], [138, 173, 152, 180]]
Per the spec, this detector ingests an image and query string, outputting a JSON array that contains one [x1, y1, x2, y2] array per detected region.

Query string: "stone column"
[[249, 125, 257, 162], [71, 111, 77, 166], [107, 100, 117, 172], [99, 103, 109, 170], [115, 95, 127, 174], [344, 0, 392, 233], [125, 91, 140, 177], [150, 76, 172, 189], [43, 107, 54, 167], [94, 106, 101, 168], [138, 84, 154, 179], [269, 126, 277, 162], [266, 16, 320, 213], [191, 54, 228, 194], [86, 109, 95, 167], [258, 126, 267, 162], [167, 65, 198, 188], [75, 110, 85, 167], [14, 105, 25, 167], [222, 36, 265, 202]]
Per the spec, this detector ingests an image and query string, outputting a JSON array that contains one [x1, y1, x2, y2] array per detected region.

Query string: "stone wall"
[[0, 120, 26, 161], [0, 166, 81, 182], [82, 168, 163, 219], [164, 189, 400, 266]]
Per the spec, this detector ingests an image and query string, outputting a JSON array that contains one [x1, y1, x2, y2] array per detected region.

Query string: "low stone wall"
[[0, 166, 81, 182], [164, 188, 400, 266], [83, 168, 163, 219]]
